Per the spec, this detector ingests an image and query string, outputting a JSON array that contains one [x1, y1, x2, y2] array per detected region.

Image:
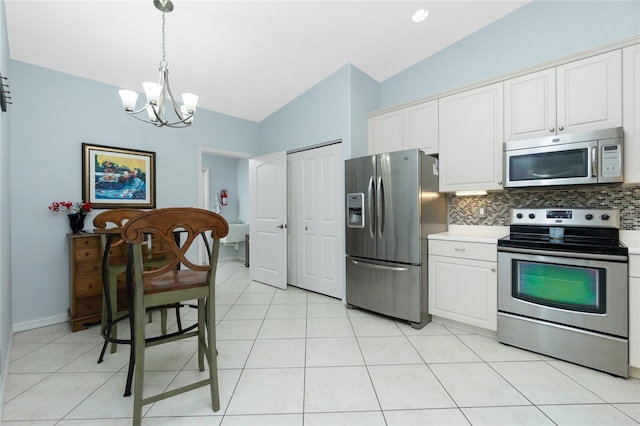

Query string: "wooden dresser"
[[67, 232, 173, 332], [68, 233, 105, 331]]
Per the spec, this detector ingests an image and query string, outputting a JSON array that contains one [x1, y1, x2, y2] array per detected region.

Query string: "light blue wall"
[[381, 0, 640, 108], [10, 61, 258, 326], [0, 0, 12, 399], [258, 64, 352, 155], [349, 66, 380, 159], [257, 64, 379, 159]]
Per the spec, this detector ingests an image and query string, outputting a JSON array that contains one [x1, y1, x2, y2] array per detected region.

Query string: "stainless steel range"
[[497, 208, 629, 378]]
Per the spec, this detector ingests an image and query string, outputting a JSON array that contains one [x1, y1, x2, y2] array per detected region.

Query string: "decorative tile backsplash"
[[448, 184, 640, 230]]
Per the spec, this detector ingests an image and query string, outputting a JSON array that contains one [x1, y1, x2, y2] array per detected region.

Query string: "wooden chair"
[[121, 207, 228, 425], [93, 209, 168, 359]]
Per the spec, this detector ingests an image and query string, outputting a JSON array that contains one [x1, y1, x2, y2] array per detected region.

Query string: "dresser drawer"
[[75, 260, 100, 277], [75, 275, 102, 297], [72, 236, 101, 250], [74, 247, 101, 261], [429, 239, 497, 262], [74, 295, 102, 317]]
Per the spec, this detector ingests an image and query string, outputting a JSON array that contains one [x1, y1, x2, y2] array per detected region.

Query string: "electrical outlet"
[[478, 205, 487, 217]]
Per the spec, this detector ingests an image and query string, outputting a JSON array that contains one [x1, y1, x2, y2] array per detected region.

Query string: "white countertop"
[[428, 225, 509, 244], [621, 230, 640, 255], [429, 226, 640, 254]]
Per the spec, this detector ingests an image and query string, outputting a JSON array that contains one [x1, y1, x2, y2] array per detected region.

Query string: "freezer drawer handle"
[[351, 259, 408, 272]]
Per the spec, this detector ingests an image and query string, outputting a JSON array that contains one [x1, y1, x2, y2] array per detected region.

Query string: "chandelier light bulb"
[[182, 93, 199, 113], [146, 105, 159, 123], [143, 82, 162, 105], [180, 105, 194, 125], [118, 90, 139, 112]]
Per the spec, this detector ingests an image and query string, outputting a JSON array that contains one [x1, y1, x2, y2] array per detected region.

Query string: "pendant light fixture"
[[118, 0, 198, 128]]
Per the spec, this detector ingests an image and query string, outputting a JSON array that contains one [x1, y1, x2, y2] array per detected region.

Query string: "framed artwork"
[[82, 143, 156, 209]]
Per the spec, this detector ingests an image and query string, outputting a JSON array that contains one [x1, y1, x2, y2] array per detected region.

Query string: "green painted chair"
[[121, 207, 227, 425], [94, 209, 168, 359]]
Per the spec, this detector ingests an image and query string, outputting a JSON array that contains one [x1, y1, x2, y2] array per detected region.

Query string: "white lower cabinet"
[[630, 254, 640, 370], [428, 239, 497, 331]]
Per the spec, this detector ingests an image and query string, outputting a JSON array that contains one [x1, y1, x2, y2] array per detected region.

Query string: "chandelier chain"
[[161, 12, 166, 65]]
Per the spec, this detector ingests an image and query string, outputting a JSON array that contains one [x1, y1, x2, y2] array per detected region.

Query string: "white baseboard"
[[218, 255, 246, 263], [12, 314, 68, 333], [430, 315, 498, 339]]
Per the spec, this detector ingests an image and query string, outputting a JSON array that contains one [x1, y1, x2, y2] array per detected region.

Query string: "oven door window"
[[509, 148, 588, 182], [512, 261, 606, 314]]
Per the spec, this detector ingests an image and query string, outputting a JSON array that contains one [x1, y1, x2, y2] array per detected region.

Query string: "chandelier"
[[118, 0, 198, 128]]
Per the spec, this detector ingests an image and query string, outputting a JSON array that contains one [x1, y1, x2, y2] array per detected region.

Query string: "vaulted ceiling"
[[5, 0, 530, 122]]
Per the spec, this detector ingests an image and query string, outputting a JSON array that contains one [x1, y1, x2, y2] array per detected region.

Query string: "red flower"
[[48, 201, 92, 215]]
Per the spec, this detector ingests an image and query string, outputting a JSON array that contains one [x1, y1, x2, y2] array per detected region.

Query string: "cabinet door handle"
[[558, 126, 564, 131], [550, 128, 555, 133], [491, 267, 496, 272]]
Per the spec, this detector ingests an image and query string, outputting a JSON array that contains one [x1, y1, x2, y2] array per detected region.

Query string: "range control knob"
[[585, 214, 593, 220], [601, 214, 610, 221], [528, 213, 535, 219], [516, 213, 523, 219]]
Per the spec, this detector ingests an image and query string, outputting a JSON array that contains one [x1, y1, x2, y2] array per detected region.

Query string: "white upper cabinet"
[[368, 109, 403, 154], [368, 100, 438, 155], [402, 101, 438, 153], [504, 68, 556, 141], [439, 82, 504, 192], [623, 44, 640, 184], [505, 50, 622, 141]]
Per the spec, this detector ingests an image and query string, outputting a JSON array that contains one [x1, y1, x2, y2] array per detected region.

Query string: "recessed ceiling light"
[[412, 8, 429, 23]]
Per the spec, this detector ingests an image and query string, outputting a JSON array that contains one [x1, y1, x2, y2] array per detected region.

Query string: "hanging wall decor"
[[82, 143, 156, 209], [0, 71, 10, 112]]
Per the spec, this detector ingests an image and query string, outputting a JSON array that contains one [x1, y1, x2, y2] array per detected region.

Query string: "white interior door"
[[291, 143, 343, 298], [249, 151, 287, 289]]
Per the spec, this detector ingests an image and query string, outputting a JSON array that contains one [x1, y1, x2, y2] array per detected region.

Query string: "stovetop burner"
[[498, 208, 628, 257]]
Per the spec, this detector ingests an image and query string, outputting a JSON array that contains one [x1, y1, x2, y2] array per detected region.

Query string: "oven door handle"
[[498, 246, 628, 262]]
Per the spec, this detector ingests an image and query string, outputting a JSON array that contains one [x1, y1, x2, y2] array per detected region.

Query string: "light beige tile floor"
[[2, 260, 640, 425]]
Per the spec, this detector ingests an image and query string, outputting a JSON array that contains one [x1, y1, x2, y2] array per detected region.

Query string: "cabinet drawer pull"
[[454, 248, 466, 252]]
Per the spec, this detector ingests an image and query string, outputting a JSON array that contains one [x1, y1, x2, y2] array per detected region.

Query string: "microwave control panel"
[[601, 143, 622, 178]]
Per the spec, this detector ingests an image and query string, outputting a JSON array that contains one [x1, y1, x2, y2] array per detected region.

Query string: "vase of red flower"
[[48, 201, 92, 233], [67, 214, 86, 233]]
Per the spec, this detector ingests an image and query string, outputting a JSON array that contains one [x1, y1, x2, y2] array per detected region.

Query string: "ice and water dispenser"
[[347, 193, 365, 228]]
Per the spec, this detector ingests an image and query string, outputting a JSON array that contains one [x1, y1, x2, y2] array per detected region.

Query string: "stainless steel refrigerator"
[[345, 149, 446, 329]]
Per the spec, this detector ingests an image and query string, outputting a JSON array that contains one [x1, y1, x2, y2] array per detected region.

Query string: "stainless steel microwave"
[[503, 127, 623, 188]]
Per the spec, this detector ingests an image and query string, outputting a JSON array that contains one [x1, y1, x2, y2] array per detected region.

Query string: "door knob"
[[276, 224, 286, 229]]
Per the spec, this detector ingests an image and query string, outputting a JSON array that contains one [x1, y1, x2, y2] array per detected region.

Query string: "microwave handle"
[[591, 146, 597, 178]]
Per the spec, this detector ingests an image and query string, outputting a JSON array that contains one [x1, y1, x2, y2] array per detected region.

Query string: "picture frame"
[[82, 143, 156, 209]]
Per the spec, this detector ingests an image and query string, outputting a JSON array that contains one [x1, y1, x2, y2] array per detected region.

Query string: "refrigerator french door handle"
[[376, 176, 383, 238], [367, 177, 374, 238], [350, 259, 408, 272]]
